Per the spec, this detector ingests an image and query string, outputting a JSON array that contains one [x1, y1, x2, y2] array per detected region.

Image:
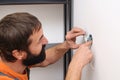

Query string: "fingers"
[[71, 27, 85, 34], [72, 42, 93, 68], [65, 27, 90, 49], [66, 32, 82, 40], [84, 41, 92, 47], [71, 44, 79, 49], [78, 41, 92, 50], [66, 27, 86, 40]]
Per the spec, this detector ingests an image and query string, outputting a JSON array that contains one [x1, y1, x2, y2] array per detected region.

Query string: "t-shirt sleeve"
[[0, 76, 13, 80]]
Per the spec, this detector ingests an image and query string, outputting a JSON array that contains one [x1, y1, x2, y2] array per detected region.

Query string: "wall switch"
[[83, 33, 93, 48]]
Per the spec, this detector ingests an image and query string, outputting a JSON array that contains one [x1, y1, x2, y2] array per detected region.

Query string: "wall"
[[73, 0, 120, 80], [0, 4, 64, 80]]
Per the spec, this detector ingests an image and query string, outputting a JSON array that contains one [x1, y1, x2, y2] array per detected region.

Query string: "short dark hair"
[[0, 12, 41, 62]]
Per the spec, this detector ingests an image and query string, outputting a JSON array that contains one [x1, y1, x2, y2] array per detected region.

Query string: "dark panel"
[[45, 43, 59, 49], [64, 0, 72, 79], [0, 0, 66, 4]]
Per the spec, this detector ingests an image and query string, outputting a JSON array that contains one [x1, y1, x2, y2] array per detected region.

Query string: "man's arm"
[[65, 61, 83, 80], [32, 27, 86, 67], [65, 41, 93, 80]]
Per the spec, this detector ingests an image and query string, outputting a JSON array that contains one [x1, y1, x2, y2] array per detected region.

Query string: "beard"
[[22, 45, 46, 66]]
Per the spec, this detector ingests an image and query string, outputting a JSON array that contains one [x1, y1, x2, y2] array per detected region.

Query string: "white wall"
[[73, 0, 120, 80], [0, 4, 64, 80]]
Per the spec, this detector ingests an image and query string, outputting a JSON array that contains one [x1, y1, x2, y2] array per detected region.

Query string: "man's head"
[[0, 12, 48, 66]]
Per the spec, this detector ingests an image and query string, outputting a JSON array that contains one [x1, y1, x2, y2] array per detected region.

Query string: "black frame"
[[0, 0, 66, 4], [63, 0, 72, 78], [0, 0, 72, 79]]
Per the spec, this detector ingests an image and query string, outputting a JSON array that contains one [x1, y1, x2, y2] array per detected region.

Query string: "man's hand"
[[72, 41, 93, 68], [65, 41, 93, 80], [65, 27, 85, 49]]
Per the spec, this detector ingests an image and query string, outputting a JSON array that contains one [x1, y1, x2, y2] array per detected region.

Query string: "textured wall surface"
[[73, 0, 120, 80]]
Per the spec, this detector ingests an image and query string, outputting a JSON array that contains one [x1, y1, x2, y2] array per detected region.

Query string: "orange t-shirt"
[[0, 61, 28, 80]]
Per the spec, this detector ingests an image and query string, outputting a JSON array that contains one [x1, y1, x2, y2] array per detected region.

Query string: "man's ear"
[[12, 50, 26, 60]]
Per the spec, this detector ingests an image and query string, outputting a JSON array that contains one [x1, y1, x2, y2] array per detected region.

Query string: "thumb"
[[84, 41, 92, 47]]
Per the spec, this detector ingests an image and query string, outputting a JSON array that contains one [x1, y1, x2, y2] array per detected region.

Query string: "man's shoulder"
[[0, 71, 15, 80], [0, 76, 13, 80]]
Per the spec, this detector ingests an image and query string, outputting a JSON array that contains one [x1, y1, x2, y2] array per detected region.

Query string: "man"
[[0, 12, 93, 80]]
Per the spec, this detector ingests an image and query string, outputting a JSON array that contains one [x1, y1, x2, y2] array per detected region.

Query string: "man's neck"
[[1, 59, 26, 74]]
